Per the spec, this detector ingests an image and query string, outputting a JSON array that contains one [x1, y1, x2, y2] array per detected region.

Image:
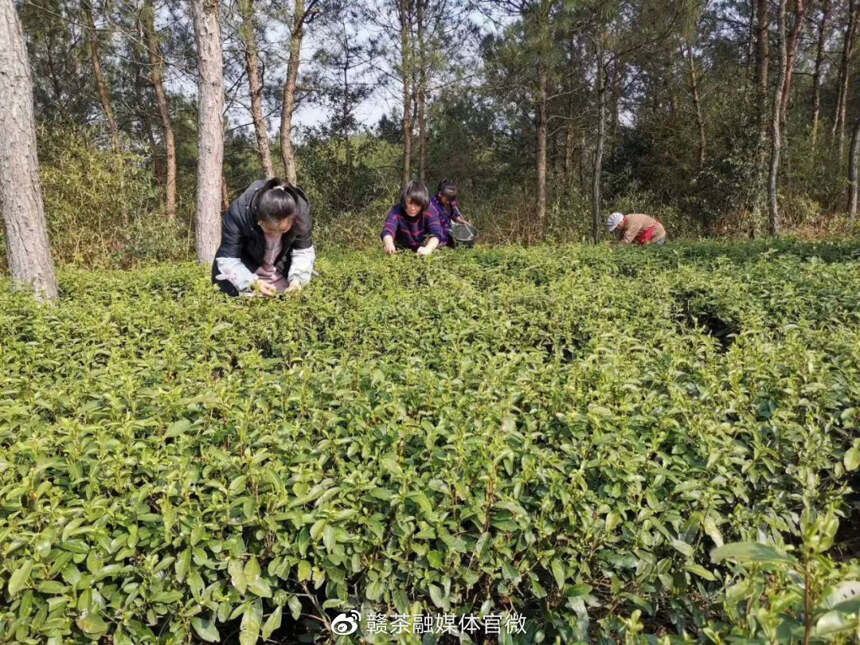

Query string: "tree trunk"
[[191, 0, 224, 265], [833, 1, 859, 162], [238, 0, 274, 178], [684, 38, 707, 167], [416, 0, 427, 181], [222, 175, 230, 212], [142, 0, 176, 221], [579, 133, 587, 196], [779, 0, 807, 135], [592, 33, 605, 244], [811, 0, 832, 148], [751, 0, 770, 231], [536, 62, 548, 232], [563, 121, 575, 196], [769, 0, 788, 237], [342, 53, 353, 180], [280, 0, 304, 185], [756, 0, 770, 126], [611, 60, 622, 136], [399, 0, 413, 187], [0, 0, 58, 300], [849, 118, 860, 220], [81, 0, 119, 152], [133, 35, 161, 179], [747, 0, 757, 79]]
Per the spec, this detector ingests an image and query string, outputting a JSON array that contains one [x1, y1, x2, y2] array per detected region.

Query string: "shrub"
[[1, 241, 858, 643]]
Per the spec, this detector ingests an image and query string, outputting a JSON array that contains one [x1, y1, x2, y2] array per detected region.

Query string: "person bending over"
[[213, 178, 315, 297], [607, 212, 667, 246], [381, 181, 443, 257], [431, 179, 472, 247]]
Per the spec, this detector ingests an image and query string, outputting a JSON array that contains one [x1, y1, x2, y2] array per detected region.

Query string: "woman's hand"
[[417, 236, 439, 257], [253, 280, 278, 297], [285, 280, 302, 293], [383, 235, 397, 255]]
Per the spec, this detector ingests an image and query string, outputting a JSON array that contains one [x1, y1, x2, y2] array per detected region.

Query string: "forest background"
[[6, 0, 860, 272]]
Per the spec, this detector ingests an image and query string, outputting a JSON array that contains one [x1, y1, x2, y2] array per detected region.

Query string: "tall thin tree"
[[141, 0, 177, 220], [0, 0, 58, 300], [280, 0, 321, 184], [592, 28, 606, 244], [683, 36, 706, 166], [849, 117, 860, 220], [768, 0, 788, 236], [778, 0, 807, 132], [833, 0, 859, 162], [81, 0, 119, 152], [416, 0, 427, 181], [811, 0, 832, 148], [191, 0, 224, 264], [750, 0, 770, 231], [238, 0, 274, 177], [398, 0, 414, 188]]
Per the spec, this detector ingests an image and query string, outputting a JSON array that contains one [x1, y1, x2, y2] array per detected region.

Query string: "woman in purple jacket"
[[380, 181, 444, 256], [430, 179, 472, 247]]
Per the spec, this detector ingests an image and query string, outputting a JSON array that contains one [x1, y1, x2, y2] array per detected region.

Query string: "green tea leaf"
[[262, 606, 282, 639], [710, 542, 796, 565], [240, 599, 263, 645], [191, 614, 221, 642], [8, 559, 33, 596], [551, 558, 566, 589]]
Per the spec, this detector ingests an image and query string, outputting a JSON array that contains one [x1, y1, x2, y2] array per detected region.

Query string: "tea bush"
[[1, 241, 858, 644]]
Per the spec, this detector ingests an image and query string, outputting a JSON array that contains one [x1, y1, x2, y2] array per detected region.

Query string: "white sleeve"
[[287, 245, 316, 286], [215, 257, 258, 292]]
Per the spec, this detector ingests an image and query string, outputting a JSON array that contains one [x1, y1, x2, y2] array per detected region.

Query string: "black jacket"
[[211, 180, 313, 292]]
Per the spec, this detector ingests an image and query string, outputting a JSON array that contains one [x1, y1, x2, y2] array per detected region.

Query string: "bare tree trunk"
[[751, 0, 770, 231], [779, 0, 807, 135], [133, 38, 160, 179], [81, 0, 119, 152], [222, 174, 230, 212], [280, 0, 305, 185], [684, 38, 707, 167], [849, 118, 860, 219], [399, 0, 413, 187], [536, 62, 548, 232], [812, 0, 832, 148], [564, 121, 575, 196], [592, 33, 605, 244], [579, 133, 587, 196], [238, 0, 274, 177], [747, 0, 757, 79], [769, 0, 788, 237], [142, 0, 176, 221], [416, 0, 427, 181], [191, 0, 224, 265], [611, 60, 621, 136], [756, 0, 770, 125], [833, 1, 859, 161], [0, 0, 58, 300], [342, 49, 354, 180]]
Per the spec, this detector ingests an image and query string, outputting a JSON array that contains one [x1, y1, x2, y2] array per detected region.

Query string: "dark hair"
[[437, 179, 457, 201], [252, 178, 298, 223], [400, 180, 430, 213]]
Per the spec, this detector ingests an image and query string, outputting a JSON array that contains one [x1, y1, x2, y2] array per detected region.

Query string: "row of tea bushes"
[[1, 240, 858, 643]]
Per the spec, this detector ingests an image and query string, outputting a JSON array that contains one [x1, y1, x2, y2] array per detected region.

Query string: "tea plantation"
[[1, 241, 859, 644]]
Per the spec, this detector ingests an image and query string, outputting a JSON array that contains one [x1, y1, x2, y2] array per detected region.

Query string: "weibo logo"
[[331, 609, 361, 635]]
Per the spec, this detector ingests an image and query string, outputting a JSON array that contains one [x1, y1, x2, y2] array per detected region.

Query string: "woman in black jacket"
[[212, 178, 315, 297]]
